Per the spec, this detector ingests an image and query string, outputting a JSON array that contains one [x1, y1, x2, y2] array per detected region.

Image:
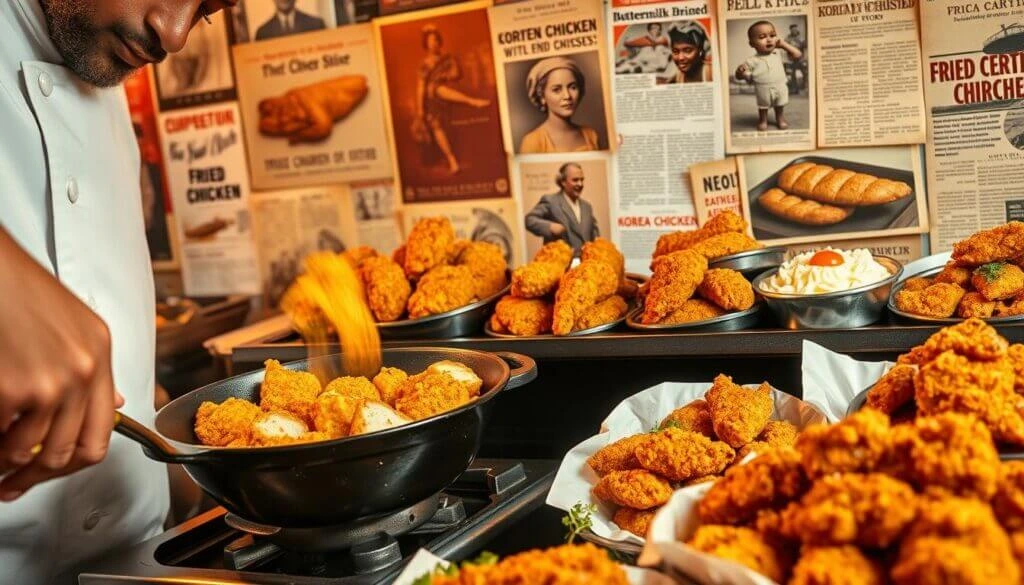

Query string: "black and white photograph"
[[352, 183, 394, 221], [153, 11, 237, 110], [517, 157, 611, 258], [1005, 108, 1024, 150], [613, 20, 714, 84], [246, 0, 332, 41]]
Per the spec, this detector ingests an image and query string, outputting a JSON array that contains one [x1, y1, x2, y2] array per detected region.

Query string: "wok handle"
[[113, 411, 203, 465], [495, 352, 537, 390]]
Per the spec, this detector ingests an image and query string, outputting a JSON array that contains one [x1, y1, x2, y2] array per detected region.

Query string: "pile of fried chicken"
[[894, 221, 1024, 318], [193, 358, 482, 447], [640, 212, 760, 325], [418, 543, 629, 585], [489, 238, 638, 336], [586, 375, 797, 538]]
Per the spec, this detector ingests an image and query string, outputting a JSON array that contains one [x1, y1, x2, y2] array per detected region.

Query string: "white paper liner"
[[392, 547, 679, 585], [546, 382, 828, 546], [800, 340, 892, 422]]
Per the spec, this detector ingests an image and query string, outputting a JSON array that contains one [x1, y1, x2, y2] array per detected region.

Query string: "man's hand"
[[550, 223, 566, 237], [0, 228, 122, 501]]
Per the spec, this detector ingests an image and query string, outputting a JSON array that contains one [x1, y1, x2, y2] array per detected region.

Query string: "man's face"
[[561, 166, 585, 199], [275, 0, 297, 13], [39, 0, 235, 87], [748, 23, 778, 54]]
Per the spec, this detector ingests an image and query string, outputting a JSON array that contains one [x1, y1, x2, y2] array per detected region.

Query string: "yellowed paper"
[[689, 157, 745, 224]]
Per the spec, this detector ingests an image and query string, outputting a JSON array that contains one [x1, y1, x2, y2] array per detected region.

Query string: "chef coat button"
[[38, 72, 53, 97], [83, 510, 103, 531], [67, 177, 79, 203]]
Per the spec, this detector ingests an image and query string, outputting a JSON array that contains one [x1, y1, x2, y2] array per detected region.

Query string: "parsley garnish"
[[411, 552, 499, 584], [976, 262, 1006, 283], [562, 501, 597, 544]]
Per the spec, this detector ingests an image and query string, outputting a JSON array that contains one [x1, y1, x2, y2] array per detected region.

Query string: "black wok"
[[114, 348, 536, 528]]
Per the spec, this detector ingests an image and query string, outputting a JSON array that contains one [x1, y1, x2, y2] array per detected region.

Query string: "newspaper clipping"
[[814, 0, 926, 147], [233, 24, 393, 190], [154, 11, 237, 110], [402, 199, 523, 265], [376, 2, 512, 203], [158, 102, 261, 296], [920, 5, 1024, 252], [689, 157, 745, 225], [350, 181, 405, 253], [488, 0, 614, 154], [718, 0, 815, 152], [608, 0, 725, 273], [786, 234, 924, 264]]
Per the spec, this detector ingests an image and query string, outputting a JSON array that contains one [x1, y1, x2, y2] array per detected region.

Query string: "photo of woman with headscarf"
[[658, 21, 713, 84], [414, 24, 492, 174], [519, 56, 601, 154]]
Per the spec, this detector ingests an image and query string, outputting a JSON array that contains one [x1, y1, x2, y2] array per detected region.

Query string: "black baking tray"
[[748, 155, 918, 239]]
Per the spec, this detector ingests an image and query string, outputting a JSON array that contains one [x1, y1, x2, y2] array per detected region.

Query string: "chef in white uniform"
[[0, 1, 234, 583]]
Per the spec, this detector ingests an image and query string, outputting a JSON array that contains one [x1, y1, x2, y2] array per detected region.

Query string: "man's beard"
[[40, 0, 136, 87]]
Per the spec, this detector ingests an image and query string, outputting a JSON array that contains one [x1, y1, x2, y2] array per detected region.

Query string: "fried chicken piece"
[[587, 433, 647, 476], [705, 375, 773, 448], [407, 265, 475, 319], [391, 244, 406, 266], [194, 397, 262, 447], [795, 409, 892, 479], [688, 232, 761, 261], [251, 410, 321, 446], [372, 367, 407, 406], [892, 495, 1018, 585], [428, 543, 629, 585], [613, 507, 657, 538], [735, 441, 772, 462], [592, 469, 672, 509], [535, 239, 574, 265], [997, 293, 1024, 317], [426, 360, 482, 398], [510, 241, 573, 298], [659, 399, 714, 436], [891, 413, 1000, 499], [403, 217, 455, 279], [866, 364, 917, 414], [394, 371, 472, 421], [958, 291, 998, 318], [759, 420, 798, 449], [491, 296, 553, 336], [893, 282, 965, 318], [551, 260, 618, 336], [1009, 344, 1024, 395], [341, 245, 378, 268], [993, 461, 1024, 531], [915, 350, 1024, 445], [445, 238, 470, 264], [951, 221, 1024, 266], [901, 276, 933, 292], [653, 211, 748, 258], [698, 448, 808, 525], [311, 391, 362, 438], [259, 359, 322, 425], [633, 427, 735, 482], [659, 299, 726, 324], [581, 237, 625, 282], [789, 546, 884, 585], [898, 318, 1009, 365], [933, 261, 971, 286], [686, 475, 721, 486], [697, 268, 755, 311], [973, 261, 1024, 301], [687, 525, 788, 583], [777, 472, 917, 548], [324, 376, 380, 402], [359, 256, 411, 322], [642, 249, 708, 324], [455, 241, 508, 300], [572, 295, 627, 332]]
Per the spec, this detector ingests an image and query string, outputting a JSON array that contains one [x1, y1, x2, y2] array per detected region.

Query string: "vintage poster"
[[336, 0, 381, 24], [689, 157, 745, 225], [375, 2, 511, 203], [153, 11, 237, 110], [124, 68, 179, 269], [233, 24, 393, 190], [401, 198, 523, 266], [718, 0, 816, 152], [514, 153, 612, 260], [350, 181, 405, 254], [379, 0, 462, 16], [243, 0, 334, 41], [813, 0, 926, 147], [737, 145, 928, 246], [920, 4, 1024, 252], [785, 233, 924, 265], [489, 0, 614, 154], [158, 103, 261, 296], [607, 0, 725, 272]]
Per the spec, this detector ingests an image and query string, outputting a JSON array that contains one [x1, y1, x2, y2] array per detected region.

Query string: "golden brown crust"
[[633, 427, 735, 482], [592, 469, 672, 509], [759, 188, 853, 226], [687, 525, 790, 582], [698, 268, 755, 311], [706, 375, 773, 448], [866, 364, 917, 414]]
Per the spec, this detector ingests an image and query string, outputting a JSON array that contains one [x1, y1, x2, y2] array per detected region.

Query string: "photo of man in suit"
[[256, 0, 326, 40], [525, 162, 599, 254]]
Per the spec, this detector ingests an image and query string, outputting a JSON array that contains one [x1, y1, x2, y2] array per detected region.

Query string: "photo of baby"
[[726, 16, 809, 134], [614, 21, 714, 84]]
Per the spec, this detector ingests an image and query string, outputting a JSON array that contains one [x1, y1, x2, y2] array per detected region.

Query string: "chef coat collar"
[[7, 0, 62, 63]]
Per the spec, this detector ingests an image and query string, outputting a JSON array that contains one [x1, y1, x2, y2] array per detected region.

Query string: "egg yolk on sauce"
[[808, 250, 845, 267]]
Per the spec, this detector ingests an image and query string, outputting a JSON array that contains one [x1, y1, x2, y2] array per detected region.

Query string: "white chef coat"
[[0, 2, 170, 584]]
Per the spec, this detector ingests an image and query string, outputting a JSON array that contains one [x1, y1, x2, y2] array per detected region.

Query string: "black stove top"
[[77, 459, 556, 584]]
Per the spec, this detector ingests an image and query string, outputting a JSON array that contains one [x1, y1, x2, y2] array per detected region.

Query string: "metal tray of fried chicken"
[[625, 302, 765, 332], [887, 265, 1024, 325], [377, 280, 510, 340]]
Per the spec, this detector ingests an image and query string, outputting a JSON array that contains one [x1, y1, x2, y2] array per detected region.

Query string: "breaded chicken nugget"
[[403, 217, 455, 279], [341, 245, 378, 268], [372, 367, 408, 405], [587, 433, 648, 476], [572, 295, 627, 332], [898, 318, 1008, 365], [901, 276, 933, 292], [893, 282, 965, 318], [510, 241, 573, 298], [427, 360, 483, 397], [324, 376, 380, 402], [795, 409, 892, 479], [688, 232, 761, 261], [581, 237, 625, 282], [492, 295, 553, 336], [698, 448, 807, 525], [660, 299, 726, 324], [759, 420, 798, 449], [251, 410, 309, 446], [687, 525, 789, 583], [972, 262, 1024, 301], [705, 375, 773, 448], [535, 239, 574, 265], [407, 265, 475, 318], [194, 397, 262, 447], [613, 507, 657, 538], [592, 469, 672, 509], [994, 461, 1024, 531], [359, 256, 411, 322], [697, 268, 755, 311], [260, 359, 322, 425], [394, 371, 472, 420], [456, 241, 508, 300], [552, 260, 618, 336], [933, 261, 971, 286], [958, 291, 998, 318], [445, 238, 470, 264], [653, 211, 748, 258], [789, 546, 884, 585], [735, 441, 773, 462], [633, 427, 735, 482], [951, 221, 1024, 266], [642, 249, 708, 324], [659, 399, 714, 436], [1009, 344, 1024, 395], [892, 413, 1000, 499], [311, 391, 362, 438], [866, 364, 917, 414]]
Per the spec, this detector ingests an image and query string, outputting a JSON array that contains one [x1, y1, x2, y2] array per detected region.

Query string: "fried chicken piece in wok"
[[259, 359, 322, 426], [194, 397, 262, 447]]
